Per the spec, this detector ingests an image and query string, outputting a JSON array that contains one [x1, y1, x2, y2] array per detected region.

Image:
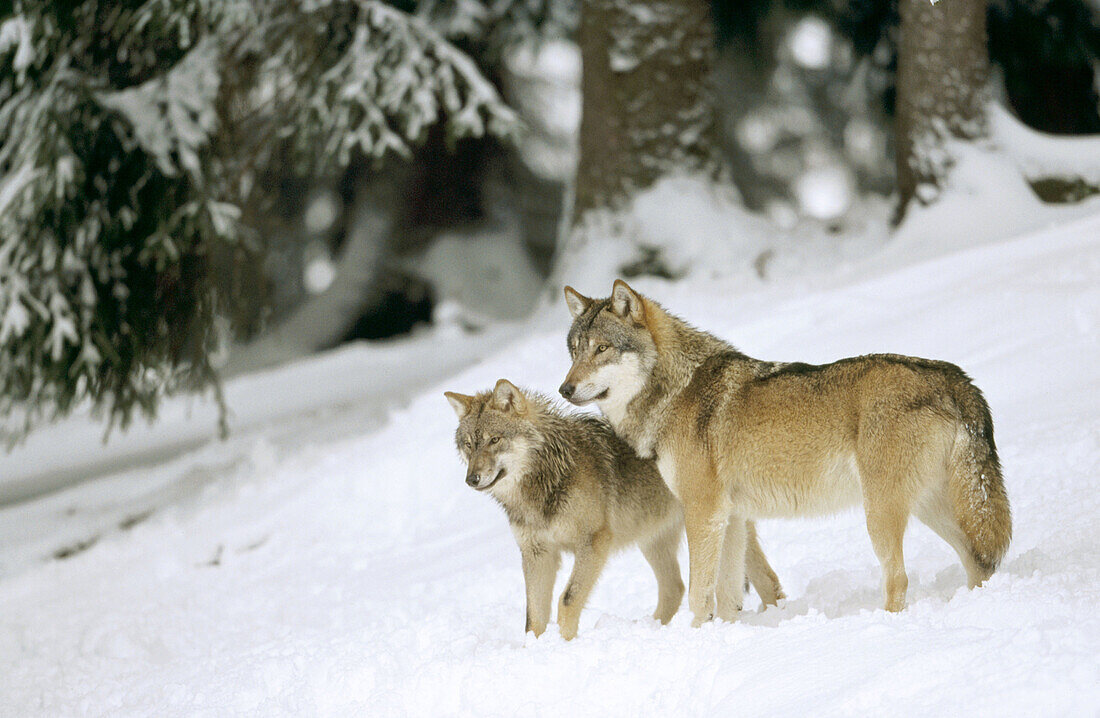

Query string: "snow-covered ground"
[[2, 205, 1099, 716]]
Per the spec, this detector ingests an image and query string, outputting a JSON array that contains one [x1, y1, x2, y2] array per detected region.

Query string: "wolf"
[[559, 280, 1012, 625], [445, 379, 784, 639]]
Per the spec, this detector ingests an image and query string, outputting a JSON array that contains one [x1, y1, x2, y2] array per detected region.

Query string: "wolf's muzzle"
[[558, 382, 575, 400], [468, 468, 506, 491]]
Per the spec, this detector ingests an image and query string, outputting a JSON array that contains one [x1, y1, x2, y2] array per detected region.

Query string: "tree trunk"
[[572, 0, 719, 225], [895, 0, 990, 219]]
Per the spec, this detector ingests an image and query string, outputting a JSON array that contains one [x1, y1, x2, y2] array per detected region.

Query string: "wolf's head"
[[444, 379, 535, 494], [559, 279, 657, 412]]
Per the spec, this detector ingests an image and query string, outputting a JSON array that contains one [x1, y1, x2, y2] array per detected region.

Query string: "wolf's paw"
[[652, 601, 680, 625], [557, 600, 580, 640], [756, 582, 786, 607], [688, 591, 716, 627], [525, 614, 549, 638], [652, 610, 676, 625], [690, 611, 714, 628]]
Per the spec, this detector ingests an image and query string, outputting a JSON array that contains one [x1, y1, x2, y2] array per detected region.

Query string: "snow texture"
[[2, 197, 1099, 714], [987, 103, 1100, 188]]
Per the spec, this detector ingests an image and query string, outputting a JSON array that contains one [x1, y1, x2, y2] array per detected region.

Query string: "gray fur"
[[447, 379, 785, 638], [562, 280, 1011, 620]]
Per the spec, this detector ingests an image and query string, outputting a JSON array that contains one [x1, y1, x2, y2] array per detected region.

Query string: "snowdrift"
[[1, 213, 1099, 716]]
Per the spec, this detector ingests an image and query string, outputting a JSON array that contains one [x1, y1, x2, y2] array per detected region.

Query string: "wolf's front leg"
[[557, 528, 612, 640], [684, 498, 730, 627], [716, 518, 748, 621], [521, 546, 560, 637]]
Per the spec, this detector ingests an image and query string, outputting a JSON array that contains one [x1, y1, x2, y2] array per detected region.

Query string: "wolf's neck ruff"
[[606, 300, 751, 460], [493, 403, 584, 525]]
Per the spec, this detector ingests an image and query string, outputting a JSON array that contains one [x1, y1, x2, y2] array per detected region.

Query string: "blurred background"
[[1, 0, 1099, 454]]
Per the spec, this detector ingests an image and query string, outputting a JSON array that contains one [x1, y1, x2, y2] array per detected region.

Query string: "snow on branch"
[[268, 0, 519, 169], [421, 0, 578, 51], [96, 39, 221, 181]]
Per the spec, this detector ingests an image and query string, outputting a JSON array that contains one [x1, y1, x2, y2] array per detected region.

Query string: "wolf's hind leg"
[[557, 528, 612, 640], [716, 518, 748, 621], [864, 503, 910, 612], [745, 521, 785, 606], [521, 546, 560, 637], [640, 524, 684, 624]]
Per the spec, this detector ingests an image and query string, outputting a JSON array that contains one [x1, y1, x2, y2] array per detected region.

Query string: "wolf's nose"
[[466, 473, 479, 487], [559, 382, 575, 400]]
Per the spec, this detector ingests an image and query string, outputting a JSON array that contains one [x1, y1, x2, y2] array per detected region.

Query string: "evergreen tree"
[[0, 0, 526, 445]]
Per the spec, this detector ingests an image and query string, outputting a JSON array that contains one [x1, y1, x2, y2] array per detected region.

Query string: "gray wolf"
[[445, 379, 784, 638], [559, 280, 1011, 624]]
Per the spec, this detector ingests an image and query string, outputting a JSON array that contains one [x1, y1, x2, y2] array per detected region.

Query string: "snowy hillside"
[[2, 213, 1099, 716]]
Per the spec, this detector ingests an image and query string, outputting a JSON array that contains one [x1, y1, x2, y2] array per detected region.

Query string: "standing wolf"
[[559, 280, 1011, 625], [445, 379, 784, 639]]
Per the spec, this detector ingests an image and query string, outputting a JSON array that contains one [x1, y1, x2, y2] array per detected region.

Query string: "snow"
[[793, 164, 853, 220], [626, 174, 771, 277], [304, 191, 340, 235], [2, 202, 1100, 713], [988, 103, 1100, 188], [0, 161, 38, 217], [736, 112, 782, 154], [95, 39, 221, 180], [0, 324, 520, 504], [303, 254, 337, 295], [789, 16, 833, 71], [0, 16, 34, 74], [407, 227, 543, 325], [503, 38, 581, 182]]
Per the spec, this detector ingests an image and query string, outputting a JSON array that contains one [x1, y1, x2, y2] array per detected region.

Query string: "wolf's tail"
[[947, 380, 1012, 579]]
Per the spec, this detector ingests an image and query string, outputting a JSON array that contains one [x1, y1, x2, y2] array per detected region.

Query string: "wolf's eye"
[[489, 436, 501, 445], [595, 344, 609, 354], [463, 440, 472, 449]]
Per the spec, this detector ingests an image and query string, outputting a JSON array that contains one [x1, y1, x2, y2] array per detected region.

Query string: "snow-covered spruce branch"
[[95, 39, 222, 182], [265, 0, 519, 170], [420, 0, 578, 51]]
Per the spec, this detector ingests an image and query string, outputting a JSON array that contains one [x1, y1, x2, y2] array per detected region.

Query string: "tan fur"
[[561, 281, 1012, 623], [445, 379, 784, 639]]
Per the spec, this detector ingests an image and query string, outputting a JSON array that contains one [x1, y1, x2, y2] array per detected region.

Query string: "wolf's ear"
[[610, 279, 644, 323], [444, 391, 475, 419], [491, 379, 528, 414], [563, 286, 593, 319]]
